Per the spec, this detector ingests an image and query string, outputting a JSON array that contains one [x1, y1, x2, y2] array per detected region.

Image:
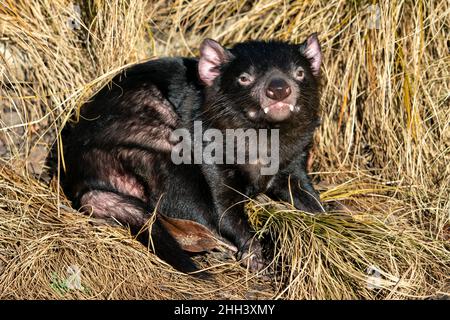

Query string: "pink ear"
[[302, 33, 322, 76], [198, 39, 232, 86]]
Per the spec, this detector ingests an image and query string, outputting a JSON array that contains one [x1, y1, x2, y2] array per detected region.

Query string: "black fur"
[[56, 36, 323, 274]]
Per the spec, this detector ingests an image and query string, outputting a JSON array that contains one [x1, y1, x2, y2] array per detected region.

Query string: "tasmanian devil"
[[58, 33, 324, 275]]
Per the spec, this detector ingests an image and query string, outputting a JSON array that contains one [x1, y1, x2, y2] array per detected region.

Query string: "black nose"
[[266, 78, 291, 101]]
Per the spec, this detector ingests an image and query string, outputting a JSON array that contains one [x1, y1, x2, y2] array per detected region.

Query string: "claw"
[[237, 240, 267, 272]]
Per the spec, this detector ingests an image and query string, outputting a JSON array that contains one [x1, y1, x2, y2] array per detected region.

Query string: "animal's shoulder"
[[114, 57, 201, 89]]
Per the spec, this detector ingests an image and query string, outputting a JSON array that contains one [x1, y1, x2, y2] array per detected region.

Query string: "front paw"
[[296, 198, 324, 214], [293, 191, 324, 214], [237, 239, 267, 272]]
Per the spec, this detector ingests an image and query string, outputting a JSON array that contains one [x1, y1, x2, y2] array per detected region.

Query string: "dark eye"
[[238, 73, 254, 85], [294, 67, 305, 81]]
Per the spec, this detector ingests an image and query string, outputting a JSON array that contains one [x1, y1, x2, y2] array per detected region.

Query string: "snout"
[[266, 78, 291, 101], [262, 77, 295, 122]]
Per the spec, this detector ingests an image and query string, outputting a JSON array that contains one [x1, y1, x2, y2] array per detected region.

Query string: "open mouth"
[[263, 102, 295, 114], [262, 102, 298, 122]]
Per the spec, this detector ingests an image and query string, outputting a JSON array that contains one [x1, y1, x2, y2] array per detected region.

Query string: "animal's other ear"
[[199, 38, 233, 86], [299, 33, 322, 76]]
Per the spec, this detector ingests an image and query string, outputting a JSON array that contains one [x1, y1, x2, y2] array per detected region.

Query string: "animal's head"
[[198, 34, 322, 124]]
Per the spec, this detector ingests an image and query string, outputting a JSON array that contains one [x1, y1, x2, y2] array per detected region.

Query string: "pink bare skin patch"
[[108, 169, 146, 200], [80, 190, 147, 226]]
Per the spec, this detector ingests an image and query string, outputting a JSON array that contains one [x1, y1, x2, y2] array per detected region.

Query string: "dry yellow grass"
[[0, 0, 449, 299]]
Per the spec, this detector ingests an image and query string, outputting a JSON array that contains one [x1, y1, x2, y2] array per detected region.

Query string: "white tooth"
[[264, 107, 269, 114], [289, 105, 294, 112], [295, 106, 301, 112]]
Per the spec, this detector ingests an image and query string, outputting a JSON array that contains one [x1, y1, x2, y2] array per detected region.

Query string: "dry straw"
[[0, 0, 449, 299]]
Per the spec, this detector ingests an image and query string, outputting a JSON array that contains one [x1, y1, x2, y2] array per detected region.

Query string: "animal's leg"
[[79, 190, 199, 273]]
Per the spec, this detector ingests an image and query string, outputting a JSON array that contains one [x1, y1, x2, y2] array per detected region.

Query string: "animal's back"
[[62, 57, 202, 200], [59, 57, 208, 275]]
